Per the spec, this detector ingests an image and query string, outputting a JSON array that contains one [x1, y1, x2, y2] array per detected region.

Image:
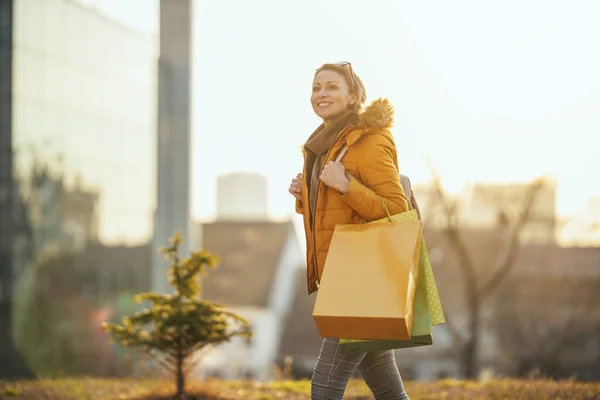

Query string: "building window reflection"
[[9, 0, 159, 377]]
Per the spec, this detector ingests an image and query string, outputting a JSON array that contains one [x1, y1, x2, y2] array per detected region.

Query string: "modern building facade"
[[0, 0, 163, 377]]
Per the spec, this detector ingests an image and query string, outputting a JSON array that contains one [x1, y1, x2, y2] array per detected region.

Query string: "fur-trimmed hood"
[[344, 97, 394, 146], [357, 97, 394, 131]]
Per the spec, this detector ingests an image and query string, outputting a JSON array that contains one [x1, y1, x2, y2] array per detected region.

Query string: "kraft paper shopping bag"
[[312, 218, 422, 341]]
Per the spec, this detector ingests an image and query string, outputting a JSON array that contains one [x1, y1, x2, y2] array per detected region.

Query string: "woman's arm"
[[339, 132, 408, 220]]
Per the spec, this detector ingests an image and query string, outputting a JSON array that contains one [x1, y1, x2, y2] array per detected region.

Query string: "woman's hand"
[[289, 173, 303, 201], [320, 161, 350, 194]]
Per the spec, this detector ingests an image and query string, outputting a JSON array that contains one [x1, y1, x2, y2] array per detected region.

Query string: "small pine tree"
[[102, 232, 252, 398]]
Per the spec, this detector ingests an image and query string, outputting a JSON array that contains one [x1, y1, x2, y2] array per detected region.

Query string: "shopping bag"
[[339, 232, 433, 353], [331, 146, 444, 324], [363, 209, 445, 325], [312, 207, 422, 341], [339, 209, 446, 353]]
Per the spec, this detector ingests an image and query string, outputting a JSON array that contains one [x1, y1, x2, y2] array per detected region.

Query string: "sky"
[[83, 0, 600, 225]]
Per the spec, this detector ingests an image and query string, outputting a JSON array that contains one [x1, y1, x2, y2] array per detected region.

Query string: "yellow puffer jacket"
[[296, 98, 409, 294]]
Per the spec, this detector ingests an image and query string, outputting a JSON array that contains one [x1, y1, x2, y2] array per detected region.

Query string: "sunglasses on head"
[[328, 61, 357, 88]]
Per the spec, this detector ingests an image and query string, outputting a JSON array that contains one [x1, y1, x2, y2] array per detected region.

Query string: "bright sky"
[[85, 0, 600, 222]]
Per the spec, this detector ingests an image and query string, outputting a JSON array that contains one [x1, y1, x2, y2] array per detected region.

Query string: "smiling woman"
[[310, 62, 366, 125], [289, 62, 411, 400]]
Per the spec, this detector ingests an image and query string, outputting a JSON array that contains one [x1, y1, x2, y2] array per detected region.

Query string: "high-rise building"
[[152, 0, 193, 294], [0, 0, 160, 377]]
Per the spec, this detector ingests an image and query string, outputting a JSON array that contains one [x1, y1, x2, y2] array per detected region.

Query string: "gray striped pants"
[[311, 338, 410, 400]]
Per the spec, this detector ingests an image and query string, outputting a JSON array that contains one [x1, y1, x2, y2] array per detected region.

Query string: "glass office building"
[[12, 0, 158, 247], [1, 0, 159, 376]]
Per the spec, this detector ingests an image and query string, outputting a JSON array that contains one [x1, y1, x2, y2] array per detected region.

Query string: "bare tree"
[[426, 160, 549, 378]]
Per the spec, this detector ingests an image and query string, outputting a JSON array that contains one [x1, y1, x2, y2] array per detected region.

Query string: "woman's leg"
[[311, 338, 366, 400], [358, 350, 410, 400]]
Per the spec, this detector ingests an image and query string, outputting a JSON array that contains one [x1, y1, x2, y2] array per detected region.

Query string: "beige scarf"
[[304, 110, 358, 222]]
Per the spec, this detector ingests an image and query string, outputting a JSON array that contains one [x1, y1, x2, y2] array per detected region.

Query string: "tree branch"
[[427, 159, 479, 312], [477, 178, 547, 300], [154, 356, 176, 374]]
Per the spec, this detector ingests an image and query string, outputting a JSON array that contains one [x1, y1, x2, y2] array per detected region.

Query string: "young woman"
[[289, 62, 410, 400]]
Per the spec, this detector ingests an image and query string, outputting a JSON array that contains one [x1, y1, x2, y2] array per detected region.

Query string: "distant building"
[[460, 181, 557, 244], [196, 219, 303, 379], [559, 198, 600, 246], [194, 173, 304, 379], [492, 244, 600, 380]]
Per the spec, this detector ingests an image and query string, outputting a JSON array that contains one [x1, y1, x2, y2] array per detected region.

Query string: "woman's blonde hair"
[[314, 62, 367, 112]]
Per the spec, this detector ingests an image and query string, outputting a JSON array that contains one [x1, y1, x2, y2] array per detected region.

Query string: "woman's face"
[[311, 69, 356, 124]]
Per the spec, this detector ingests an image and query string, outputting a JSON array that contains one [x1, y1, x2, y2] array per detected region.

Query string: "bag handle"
[[337, 144, 393, 223], [335, 145, 349, 163], [379, 199, 393, 222]]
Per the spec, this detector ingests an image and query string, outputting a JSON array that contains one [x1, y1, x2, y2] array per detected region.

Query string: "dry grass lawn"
[[1, 377, 600, 399]]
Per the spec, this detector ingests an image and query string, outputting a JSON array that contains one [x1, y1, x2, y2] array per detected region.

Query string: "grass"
[[1, 377, 600, 399]]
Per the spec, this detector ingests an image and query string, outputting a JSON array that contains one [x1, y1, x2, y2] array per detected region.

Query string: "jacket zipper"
[[311, 145, 337, 289]]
